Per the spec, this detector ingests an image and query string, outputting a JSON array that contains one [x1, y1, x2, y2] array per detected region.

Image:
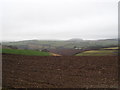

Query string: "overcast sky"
[[0, 0, 119, 41]]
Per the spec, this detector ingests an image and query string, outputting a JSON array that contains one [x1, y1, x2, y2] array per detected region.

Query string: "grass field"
[[103, 47, 119, 50], [2, 48, 52, 56], [76, 50, 118, 56]]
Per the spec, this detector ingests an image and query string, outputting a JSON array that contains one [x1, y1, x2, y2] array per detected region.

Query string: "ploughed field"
[[48, 48, 84, 56], [2, 54, 118, 88]]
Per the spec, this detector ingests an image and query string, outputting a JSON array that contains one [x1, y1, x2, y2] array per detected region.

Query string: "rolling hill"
[[2, 38, 118, 50]]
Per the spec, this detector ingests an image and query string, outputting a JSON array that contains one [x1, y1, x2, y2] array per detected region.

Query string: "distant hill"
[[2, 38, 118, 50], [68, 38, 83, 41]]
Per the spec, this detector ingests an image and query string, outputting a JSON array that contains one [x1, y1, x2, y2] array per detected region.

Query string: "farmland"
[[2, 54, 118, 88], [103, 47, 119, 50], [2, 48, 52, 56], [76, 47, 118, 56], [2, 47, 118, 56], [2, 38, 118, 56], [2, 39, 119, 88], [2, 38, 118, 50]]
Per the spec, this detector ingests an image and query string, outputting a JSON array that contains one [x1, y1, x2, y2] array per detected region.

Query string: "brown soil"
[[2, 54, 118, 88], [49, 49, 84, 56], [51, 53, 61, 56]]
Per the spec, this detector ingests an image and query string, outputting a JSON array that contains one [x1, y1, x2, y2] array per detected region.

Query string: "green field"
[[103, 47, 119, 50], [2, 49, 52, 56], [76, 49, 118, 56]]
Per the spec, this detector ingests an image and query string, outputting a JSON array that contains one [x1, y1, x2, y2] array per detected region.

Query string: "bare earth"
[[51, 53, 61, 56], [2, 54, 118, 88]]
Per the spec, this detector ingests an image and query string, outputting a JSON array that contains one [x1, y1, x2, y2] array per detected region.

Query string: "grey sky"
[[0, 0, 119, 41]]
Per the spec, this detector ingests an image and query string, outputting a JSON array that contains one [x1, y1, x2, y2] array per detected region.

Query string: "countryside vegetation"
[[1, 38, 119, 56], [2, 48, 52, 56], [2, 38, 119, 88]]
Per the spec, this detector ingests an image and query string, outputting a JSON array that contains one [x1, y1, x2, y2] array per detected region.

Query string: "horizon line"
[[1, 38, 118, 42]]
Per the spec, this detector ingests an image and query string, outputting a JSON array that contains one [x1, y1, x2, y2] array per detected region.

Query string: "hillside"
[[2, 38, 118, 50]]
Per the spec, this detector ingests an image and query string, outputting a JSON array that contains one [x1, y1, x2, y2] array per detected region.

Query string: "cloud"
[[1, 0, 118, 41]]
